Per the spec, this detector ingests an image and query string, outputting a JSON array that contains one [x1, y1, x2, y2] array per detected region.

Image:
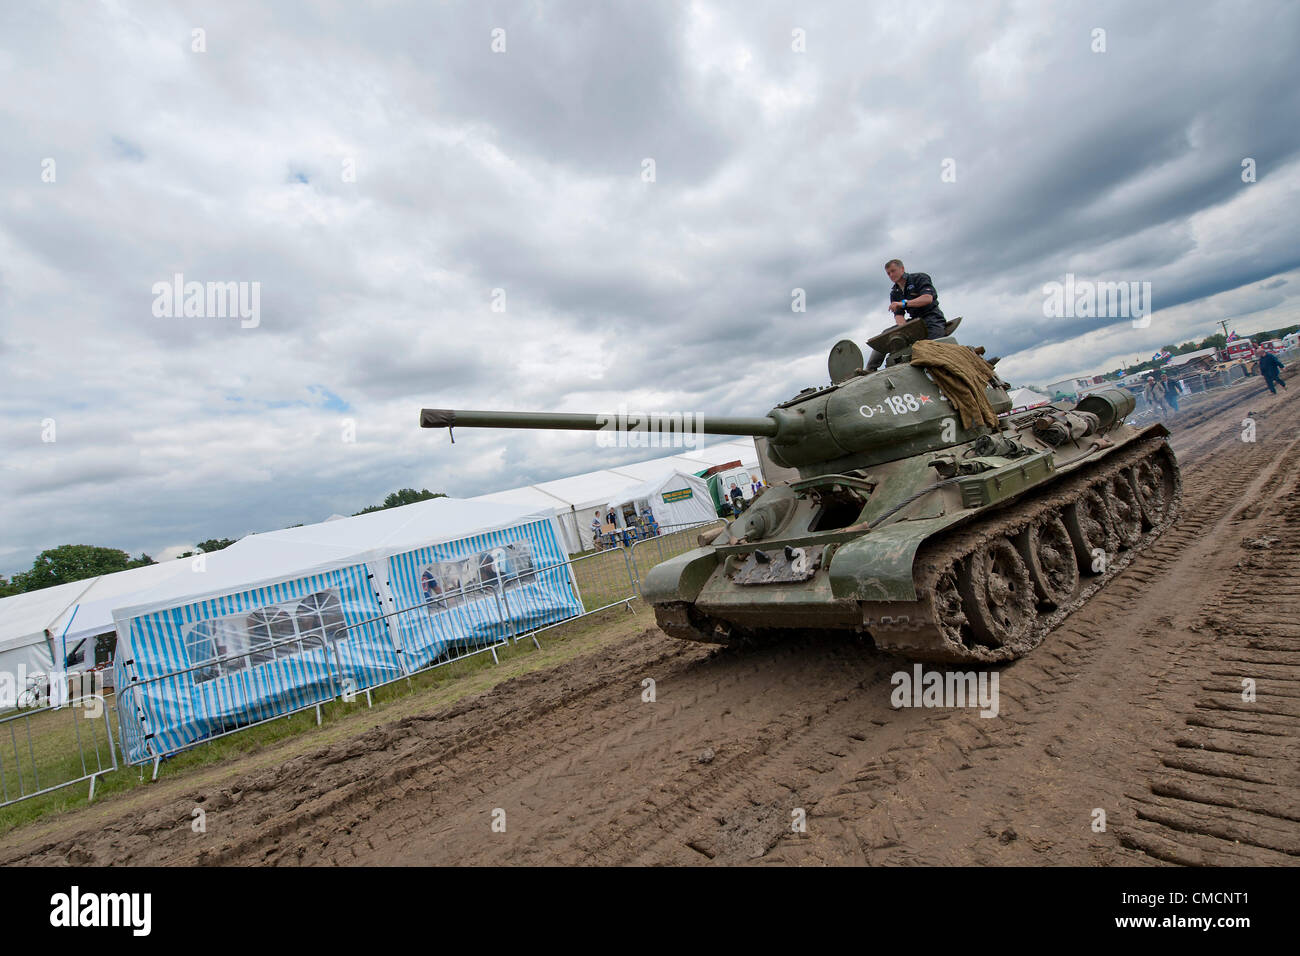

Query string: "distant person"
[[421, 569, 447, 609], [750, 477, 764, 496], [605, 507, 616, 526], [479, 553, 499, 590], [866, 259, 948, 372], [591, 511, 603, 548], [1260, 350, 1287, 394], [1160, 373, 1180, 413], [1143, 376, 1168, 417]]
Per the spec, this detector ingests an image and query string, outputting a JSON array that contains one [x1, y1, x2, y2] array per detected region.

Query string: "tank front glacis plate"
[[695, 572, 858, 629], [640, 547, 720, 605]]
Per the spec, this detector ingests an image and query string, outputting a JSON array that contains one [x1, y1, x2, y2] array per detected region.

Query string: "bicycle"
[[16, 672, 49, 710]]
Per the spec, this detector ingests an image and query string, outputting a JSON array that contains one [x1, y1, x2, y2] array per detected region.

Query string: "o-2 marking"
[[860, 393, 929, 419]]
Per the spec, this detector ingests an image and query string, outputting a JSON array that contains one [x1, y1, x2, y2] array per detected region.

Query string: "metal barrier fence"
[[94, 517, 728, 779], [117, 626, 358, 777], [1128, 364, 1260, 423], [1176, 365, 1249, 394], [0, 694, 117, 808], [115, 577, 513, 775], [628, 519, 726, 589], [384, 577, 522, 672]]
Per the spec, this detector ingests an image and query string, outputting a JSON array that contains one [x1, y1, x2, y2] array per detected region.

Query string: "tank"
[[421, 319, 1181, 663]]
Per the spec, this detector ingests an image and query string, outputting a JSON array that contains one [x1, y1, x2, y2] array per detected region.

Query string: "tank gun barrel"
[[420, 408, 781, 438]]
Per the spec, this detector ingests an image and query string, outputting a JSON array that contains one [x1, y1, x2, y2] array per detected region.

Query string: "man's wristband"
[[900, 299, 907, 310]]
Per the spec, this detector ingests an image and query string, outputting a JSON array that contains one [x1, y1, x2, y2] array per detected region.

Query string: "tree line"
[[1, 488, 447, 597]]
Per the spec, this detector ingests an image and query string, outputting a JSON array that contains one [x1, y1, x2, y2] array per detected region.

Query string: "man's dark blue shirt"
[[889, 272, 946, 336]]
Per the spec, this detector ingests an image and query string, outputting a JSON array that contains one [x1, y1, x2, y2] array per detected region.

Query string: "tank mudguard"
[[827, 516, 954, 602], [641, 548, 721, 605]]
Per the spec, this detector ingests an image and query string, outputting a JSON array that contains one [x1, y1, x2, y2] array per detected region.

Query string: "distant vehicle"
[[1219, 341, 1256, 362], [1283, 332, 1300, 350]]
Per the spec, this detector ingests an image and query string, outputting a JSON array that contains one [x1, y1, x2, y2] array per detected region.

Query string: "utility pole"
[[1219, 319, 1230, 339]]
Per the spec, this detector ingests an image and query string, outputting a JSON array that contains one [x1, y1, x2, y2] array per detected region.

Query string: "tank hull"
[[647, 413, 1180, 663]]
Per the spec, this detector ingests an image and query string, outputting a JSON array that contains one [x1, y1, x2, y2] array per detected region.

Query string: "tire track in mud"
[[378, 639, 906, 866], [1116, 429, 1300, 865], [586, 422, 1294, 866], [757, 385, 1300, 866], [577, 651, 905, 865], [2, 632, 709, 865], [575, 413, 1285, 865]]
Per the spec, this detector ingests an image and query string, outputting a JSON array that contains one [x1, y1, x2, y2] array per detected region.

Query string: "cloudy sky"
[[2, 0, 1298, 574]]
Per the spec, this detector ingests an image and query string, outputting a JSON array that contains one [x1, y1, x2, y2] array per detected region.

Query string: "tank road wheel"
[[1131, 457, 1168, 527], [1105, 474, 1144, 548], [957, 538, 1037, 648], [1065, 487, 1117, 575], [931, 563, 973, 649], [1016, 511, 1080, 609]]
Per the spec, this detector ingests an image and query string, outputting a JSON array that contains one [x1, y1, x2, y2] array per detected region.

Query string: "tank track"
[[654, 434, 1180, 664], [872, 434, 1179, 663]]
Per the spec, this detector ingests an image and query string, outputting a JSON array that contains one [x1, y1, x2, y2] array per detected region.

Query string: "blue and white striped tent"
[[111, 499, 578, 765]]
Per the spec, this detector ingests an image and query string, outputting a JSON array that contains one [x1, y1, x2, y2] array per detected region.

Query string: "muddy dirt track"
[[5, 375, 1298, 866]]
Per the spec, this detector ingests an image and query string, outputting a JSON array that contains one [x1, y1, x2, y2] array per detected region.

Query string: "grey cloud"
[[2, 0, 1299, 572]]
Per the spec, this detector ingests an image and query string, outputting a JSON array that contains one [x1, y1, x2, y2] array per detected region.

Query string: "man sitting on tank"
[[865, 259, 948, 372]]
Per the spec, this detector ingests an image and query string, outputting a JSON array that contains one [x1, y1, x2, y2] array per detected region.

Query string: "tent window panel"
[[478, 551, 502, 591], [419, 560, 479, 611], [245, 607, 294, 666], [507, 542, 536, 583], [184, 622, 222, 683], [185, 588, 345, 684], [295, 590, 347, 650], [212, 618, 249, 675]]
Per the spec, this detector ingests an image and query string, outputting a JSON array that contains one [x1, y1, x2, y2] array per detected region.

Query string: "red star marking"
[[919, 394, 933, 404]]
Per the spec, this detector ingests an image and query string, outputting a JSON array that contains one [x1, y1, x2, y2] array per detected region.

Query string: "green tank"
[[421, 319, 1180, 663]]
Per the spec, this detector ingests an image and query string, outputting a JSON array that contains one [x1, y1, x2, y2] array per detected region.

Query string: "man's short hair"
[[884, 258, 904, 271]]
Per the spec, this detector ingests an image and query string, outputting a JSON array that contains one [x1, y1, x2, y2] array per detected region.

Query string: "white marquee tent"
[[109, 496, 579, 765], [471, 438, 762, 553], [0, 580, 96, 691], [111, 497, 574, 633], [0, 554, 230, 696], [1, 497, 580, 720], [49, 559, 197, 671], [1008, 388, 1053, 411], [605, 470, 716, 529]]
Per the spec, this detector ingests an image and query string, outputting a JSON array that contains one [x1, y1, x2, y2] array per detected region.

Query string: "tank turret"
[[423, 320, 1014, 478]]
